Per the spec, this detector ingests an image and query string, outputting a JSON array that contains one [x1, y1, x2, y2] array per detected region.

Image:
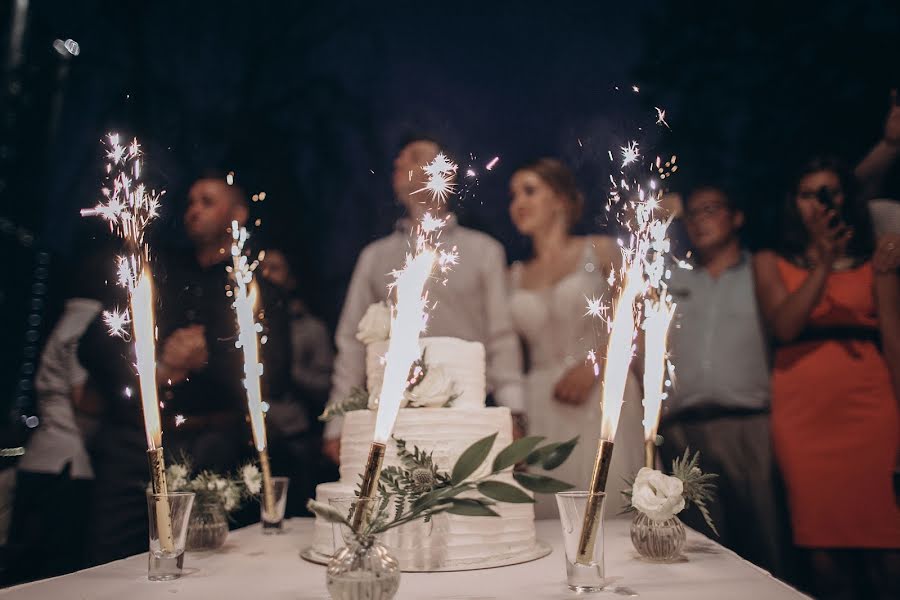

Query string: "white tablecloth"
[[1, 518, 807, 599]]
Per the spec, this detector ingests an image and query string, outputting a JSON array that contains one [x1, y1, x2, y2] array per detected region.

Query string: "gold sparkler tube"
[[258, 448, 277, 517], [644, 439, 656, 469], [351, 442, 386, 531], [147, 448, 175, 553], [575, 439, 614, 564]]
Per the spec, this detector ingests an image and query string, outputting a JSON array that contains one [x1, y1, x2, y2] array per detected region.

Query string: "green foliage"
[[319, 386, 369, 421], [671, 448, 719, 536], [330, 433, 579, 538]]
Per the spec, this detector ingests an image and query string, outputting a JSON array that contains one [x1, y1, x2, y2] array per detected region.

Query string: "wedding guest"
[[322, 137, 526, 463], [660, 184, 791, 577], [80, 173, 290, 564], [507, 158, 643, 518], [854, 89, 900, 202], [260, 248, 335, 515], [3, 244, 110, 584], [754, 157, 900, 599]]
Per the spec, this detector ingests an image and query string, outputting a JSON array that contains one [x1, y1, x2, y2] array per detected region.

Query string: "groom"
[[323, 136, 526, 463]]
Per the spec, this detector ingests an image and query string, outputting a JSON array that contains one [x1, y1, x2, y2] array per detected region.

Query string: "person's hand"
[[160, 325, 208, 374], [553, 363, 597, 406], [808, 205, 852, 268], [883, 90, 900, 147], [323, 438, 341, 465], [874, 233, 900, 273]]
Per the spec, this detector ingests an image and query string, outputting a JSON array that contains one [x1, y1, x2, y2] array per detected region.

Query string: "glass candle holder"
[[146, 491, 195, 581], [556, 491, 606, 593], [261, 476, 290, 534]]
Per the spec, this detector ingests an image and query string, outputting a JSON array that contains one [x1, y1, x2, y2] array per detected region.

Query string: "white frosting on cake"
[[365, 337, 485, 409], [312, 407, 538, 569]]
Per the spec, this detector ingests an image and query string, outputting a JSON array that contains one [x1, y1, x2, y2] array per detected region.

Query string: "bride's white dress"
[[510, 239, 644, 519]]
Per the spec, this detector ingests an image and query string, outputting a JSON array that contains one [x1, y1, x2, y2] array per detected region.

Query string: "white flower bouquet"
[[161, 459, 263, 514]]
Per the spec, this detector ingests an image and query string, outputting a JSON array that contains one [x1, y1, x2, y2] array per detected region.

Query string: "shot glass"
[[146, 491, 195, 581], [261, 476, 290, 534], [556, 491, 607, 593]]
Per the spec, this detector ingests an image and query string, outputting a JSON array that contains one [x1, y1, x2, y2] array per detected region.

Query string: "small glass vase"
[[185, 499, 229, 551], [630, 511, 686, 562], [326, 534, 401, 600]]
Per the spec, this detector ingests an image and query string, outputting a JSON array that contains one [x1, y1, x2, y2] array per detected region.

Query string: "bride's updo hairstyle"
[[516, 158, 585, 229]]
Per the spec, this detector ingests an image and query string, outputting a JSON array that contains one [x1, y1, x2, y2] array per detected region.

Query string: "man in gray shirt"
[[323, 137, 525, 463], [661, 185, 790, 578]]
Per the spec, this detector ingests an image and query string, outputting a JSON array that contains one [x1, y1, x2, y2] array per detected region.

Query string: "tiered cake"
[[311, 336, 538, 570]]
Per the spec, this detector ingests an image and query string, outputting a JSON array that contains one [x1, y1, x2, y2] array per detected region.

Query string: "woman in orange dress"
[[754, 157, 900, 599]]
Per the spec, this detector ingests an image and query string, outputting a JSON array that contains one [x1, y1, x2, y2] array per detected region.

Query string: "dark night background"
[[1, 0, 899, 438]]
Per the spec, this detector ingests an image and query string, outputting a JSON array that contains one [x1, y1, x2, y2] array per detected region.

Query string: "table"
[[1, 518, 808, 599]]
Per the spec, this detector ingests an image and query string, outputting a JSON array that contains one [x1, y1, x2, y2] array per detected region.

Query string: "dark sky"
[[2, 0, 898, 423]]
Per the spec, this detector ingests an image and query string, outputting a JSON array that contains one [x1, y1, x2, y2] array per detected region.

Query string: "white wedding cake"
[[311, 306, 537, 570]]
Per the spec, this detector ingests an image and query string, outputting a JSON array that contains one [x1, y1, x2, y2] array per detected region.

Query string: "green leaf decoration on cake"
[[525, 435, 579, 470], [318, 386, 369, 421], [327, 433, 579, 539], [451, 432, 497, 484], [477, 480, 534, 503], [491, 436, 545, 472], [512, 471, 574, 494], [444, 498, 499, 517]]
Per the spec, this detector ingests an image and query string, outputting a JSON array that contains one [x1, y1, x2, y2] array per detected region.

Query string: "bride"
[[508, 158, 644, 518]]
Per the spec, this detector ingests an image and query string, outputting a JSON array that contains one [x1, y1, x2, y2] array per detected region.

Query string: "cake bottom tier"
[[312, 481, 537, 571]]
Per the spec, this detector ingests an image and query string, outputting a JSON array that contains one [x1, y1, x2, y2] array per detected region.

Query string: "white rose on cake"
[[356, 302, 391, 344], [405, 365, 456, 408], [631, 467, 685, 521]]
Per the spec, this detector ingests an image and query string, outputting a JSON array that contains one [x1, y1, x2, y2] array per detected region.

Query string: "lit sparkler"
[[354, 152, 459, 529], [228, 221, 276, 516], [81, 133, 173, 552], [577, 151, 676, 564]]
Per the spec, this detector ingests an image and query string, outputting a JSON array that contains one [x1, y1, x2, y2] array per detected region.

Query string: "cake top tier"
[[366, 337, 486, 410]]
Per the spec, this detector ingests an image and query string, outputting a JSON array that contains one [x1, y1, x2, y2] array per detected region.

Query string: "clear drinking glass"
[[556, 491, 606, 593], [146, 491, 195, 581], [261, 476, 290, 534], [328, 496, 385, 547]]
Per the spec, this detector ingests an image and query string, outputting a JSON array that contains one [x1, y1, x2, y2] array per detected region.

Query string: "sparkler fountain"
[[228, 222, 276, 518], [81, 135, 174, 553], [351, 153, 458, 531], [576, 175, 675, 564]]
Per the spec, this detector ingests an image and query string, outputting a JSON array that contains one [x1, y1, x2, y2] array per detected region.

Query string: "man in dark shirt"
[[79, 175, 289, 565]]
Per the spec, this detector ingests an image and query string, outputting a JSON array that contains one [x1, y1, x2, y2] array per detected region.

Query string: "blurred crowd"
[[2, 94, 899, 600]]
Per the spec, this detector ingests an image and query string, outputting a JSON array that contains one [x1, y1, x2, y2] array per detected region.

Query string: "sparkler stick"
[[82, 135, 173, 552], [353, 154, 457, 531], [228, 222, 276, 516]]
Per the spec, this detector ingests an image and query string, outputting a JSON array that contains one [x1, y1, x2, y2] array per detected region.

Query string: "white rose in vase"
[[356, 302, 391, 344], [405, 364, 456, 408], [631, 467, 686, 522]]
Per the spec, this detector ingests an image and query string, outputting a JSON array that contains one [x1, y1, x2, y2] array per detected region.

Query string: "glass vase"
[[185, 499, 229, 551], [630, 511, 686, 562], [326, 534, 401, 600]]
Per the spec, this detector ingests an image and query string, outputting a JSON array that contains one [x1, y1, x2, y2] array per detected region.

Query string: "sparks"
[[485, 156, 500, 171], [585, 295, 605, 318], [175, 415, 186, 427], [414, 152, 458, 204], [230, 222, 268, 453], [621, 141, 640, 167], [655, 106, 670, 129], [103, 308, 131, 338], [82, 134, 164, 451]]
